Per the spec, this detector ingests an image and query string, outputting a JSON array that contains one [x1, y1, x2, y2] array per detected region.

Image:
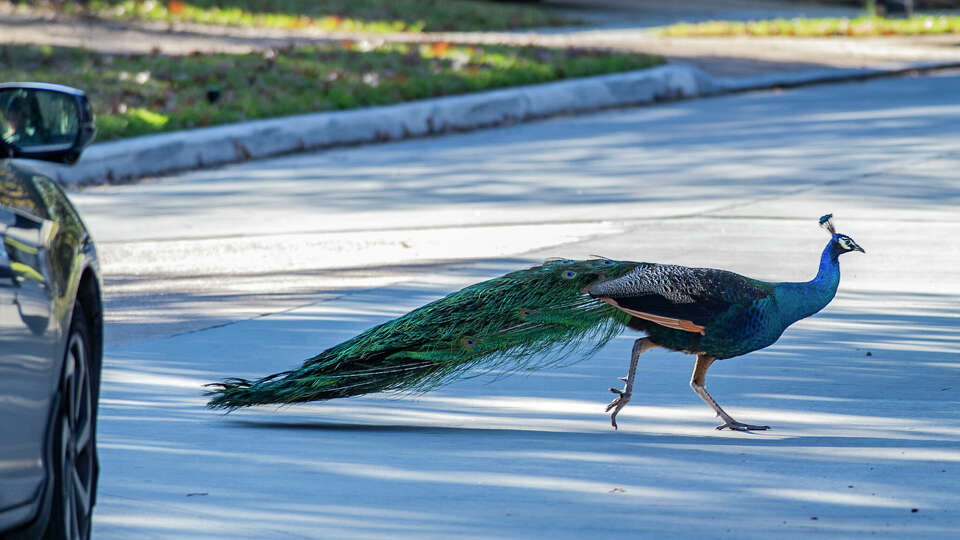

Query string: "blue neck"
[[776, 241, 841, 324]]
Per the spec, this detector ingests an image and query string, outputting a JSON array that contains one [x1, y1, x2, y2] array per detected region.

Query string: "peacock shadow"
[[218, 419, 960, 463]]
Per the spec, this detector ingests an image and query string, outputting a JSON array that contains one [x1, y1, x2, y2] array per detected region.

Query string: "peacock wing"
[[586, 263, 772, 334]]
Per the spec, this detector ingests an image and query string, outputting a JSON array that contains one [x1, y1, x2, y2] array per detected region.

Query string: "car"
[[1, 82, 101, 540]]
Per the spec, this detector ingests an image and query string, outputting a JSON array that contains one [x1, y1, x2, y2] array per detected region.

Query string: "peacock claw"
[[606, 388, 631, 429], [716, 421, 770, 432]]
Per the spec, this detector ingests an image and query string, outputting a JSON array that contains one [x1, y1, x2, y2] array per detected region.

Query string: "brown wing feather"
[[599, 297, 706, 335]]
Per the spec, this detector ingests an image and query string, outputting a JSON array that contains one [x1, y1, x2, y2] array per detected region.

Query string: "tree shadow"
[[92, 279, 960, 538], [75, 72, 960, 229]]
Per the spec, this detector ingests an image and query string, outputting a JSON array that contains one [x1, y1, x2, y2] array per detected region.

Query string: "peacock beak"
[[844, 237, 865, 254]]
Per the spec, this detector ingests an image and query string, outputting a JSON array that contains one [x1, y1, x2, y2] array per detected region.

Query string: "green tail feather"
[[206, 258, 638, 410]]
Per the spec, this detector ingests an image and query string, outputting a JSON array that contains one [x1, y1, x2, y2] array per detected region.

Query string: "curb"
[[27, 65, 715, 186], [25, 60, 959, 186]]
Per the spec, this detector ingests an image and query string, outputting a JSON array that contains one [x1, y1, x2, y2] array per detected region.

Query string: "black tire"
[[43, 303, 99, 540]]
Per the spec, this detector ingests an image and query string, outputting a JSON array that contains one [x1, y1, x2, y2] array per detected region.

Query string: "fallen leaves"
[[168, 0, 185, 16]]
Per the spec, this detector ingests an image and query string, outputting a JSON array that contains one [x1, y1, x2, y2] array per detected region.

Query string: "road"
[[544, 0, 861, 27], [70, 72, 960, 538], [4, 1, 960, 78]]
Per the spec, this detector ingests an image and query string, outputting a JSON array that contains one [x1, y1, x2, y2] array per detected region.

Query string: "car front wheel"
[[44, 304, 98, 540]]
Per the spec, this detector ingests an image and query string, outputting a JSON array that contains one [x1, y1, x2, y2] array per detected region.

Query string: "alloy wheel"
[[57, 329, 95, 539]]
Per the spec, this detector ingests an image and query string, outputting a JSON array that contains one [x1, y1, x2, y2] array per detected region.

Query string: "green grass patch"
[[656, 14, 960, 37], [0, 43, 662, 141], [10, 0, 574, 33]]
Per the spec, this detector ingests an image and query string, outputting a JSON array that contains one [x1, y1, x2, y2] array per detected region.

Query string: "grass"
[[8, 0, 574, 33], [656, 14, 960, 37], [0, 43, 662, 141]]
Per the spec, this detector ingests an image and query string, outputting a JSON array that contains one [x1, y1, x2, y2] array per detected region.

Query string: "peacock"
[[207, 214, 863, 431]]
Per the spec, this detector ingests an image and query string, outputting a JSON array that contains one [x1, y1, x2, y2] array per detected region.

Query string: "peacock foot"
[[606, 387, 631, 430], [716, 420, 770, 432]]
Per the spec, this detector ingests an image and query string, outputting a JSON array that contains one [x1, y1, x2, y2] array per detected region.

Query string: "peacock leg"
[[690, 354, 769, 432], [606, 338, 657, 429]]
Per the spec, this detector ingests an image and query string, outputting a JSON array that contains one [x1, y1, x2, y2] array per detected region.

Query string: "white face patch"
[[837, 236, 856, 251]]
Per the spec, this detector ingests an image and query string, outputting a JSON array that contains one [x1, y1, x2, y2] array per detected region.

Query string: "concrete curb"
[[28, 65, 715, 186], [26, 60, 960, 186]]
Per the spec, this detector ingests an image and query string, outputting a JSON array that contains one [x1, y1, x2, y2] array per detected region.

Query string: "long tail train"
[[206, 258, 636, 410]]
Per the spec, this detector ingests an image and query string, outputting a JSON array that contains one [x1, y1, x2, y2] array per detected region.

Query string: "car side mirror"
[[0, 83, 96, 165]]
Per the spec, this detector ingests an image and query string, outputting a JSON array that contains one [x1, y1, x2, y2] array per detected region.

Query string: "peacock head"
[[820, 214, 865, 254]]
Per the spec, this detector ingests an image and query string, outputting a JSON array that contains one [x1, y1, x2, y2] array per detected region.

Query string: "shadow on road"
[[92, 275, 960, 538]]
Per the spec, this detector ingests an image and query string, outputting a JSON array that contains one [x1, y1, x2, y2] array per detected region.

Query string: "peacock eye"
[[603, 260, 613, 265], [562, 271, 577, 279]]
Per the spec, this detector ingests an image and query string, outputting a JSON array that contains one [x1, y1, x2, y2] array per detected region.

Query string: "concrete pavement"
[[80, 71, 960, 539], [72, 70, 960, 346]]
